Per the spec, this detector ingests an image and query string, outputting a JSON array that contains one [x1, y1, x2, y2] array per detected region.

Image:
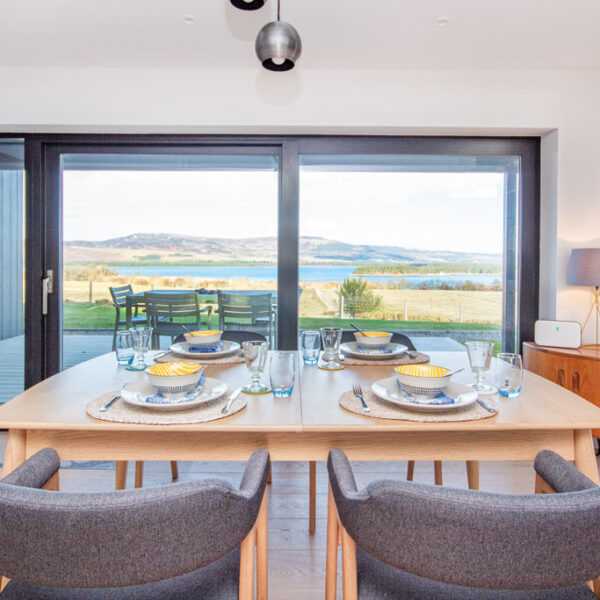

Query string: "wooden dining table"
[[2, 348, 600, 499]]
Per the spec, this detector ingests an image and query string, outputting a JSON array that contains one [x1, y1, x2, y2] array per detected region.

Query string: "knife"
[[477, 397, 498, 413], [222, 387, 242, 414]]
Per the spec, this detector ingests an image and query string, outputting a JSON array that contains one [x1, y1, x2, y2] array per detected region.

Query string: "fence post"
[[404, 300, 408, 321], [339, 294, 344, 319], [89, 281, 93, 304], [459, 303, 464, 323]]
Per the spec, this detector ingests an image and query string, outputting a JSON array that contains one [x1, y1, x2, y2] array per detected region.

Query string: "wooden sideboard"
[[523, 342, 600, 438]]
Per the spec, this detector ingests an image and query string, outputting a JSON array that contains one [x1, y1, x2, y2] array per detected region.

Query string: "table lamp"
[[567, 248, 600, 347]]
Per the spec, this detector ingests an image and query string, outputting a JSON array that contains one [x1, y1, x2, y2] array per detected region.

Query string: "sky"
[[62, 169, 504, 254]]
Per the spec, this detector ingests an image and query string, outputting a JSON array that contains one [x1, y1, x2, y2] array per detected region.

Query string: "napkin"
[[188, 342, 224, 353]]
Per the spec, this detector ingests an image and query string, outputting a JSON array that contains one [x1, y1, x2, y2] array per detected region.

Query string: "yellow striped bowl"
[[184, 330, 222, 346], [354, 330, 393, 349], [145, 362, 205, 396], [394, 364, 452, 398]]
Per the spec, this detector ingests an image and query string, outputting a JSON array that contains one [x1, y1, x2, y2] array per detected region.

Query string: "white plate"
[[371, 376, 477, 413], [121, 376, 228, 411], [340, 342, 407, 360], [169, 340, 241, 359]]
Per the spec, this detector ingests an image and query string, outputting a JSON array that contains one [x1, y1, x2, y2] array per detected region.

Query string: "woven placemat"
[[341, 351, 430, 366], [155, 351, 245, 365], [86, 389, 247, 425], [339, 389, 497, 422]]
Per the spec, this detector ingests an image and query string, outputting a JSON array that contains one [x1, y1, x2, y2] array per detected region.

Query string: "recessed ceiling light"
[[182, 15, 196, 25], [433, 16, 451, 27]]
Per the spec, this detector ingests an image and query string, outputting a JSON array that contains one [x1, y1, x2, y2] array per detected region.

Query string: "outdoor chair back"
[[217, 292, 274, 345], [0, 448, 269, 595], [144, 291, 212, 349]]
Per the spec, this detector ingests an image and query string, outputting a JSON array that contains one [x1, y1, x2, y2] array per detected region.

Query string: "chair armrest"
[[239, 449, 270, 500], [328, 449, 360, 495], [1, 448, 60, 489], [534, 449, 598, 492]]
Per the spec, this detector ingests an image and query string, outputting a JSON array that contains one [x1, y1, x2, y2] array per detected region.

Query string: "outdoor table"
[[124, 288, 216, 328]]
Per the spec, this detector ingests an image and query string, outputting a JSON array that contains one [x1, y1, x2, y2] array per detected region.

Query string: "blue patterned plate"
[[371, 377, 477, 412]]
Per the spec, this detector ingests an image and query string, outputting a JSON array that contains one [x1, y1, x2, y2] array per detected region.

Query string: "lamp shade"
[[567, 248, 600, 286], [255, 20, 301, 71], [230, 0, 265, 10]]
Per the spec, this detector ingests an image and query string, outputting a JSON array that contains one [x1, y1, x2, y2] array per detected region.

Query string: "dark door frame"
[[24, 133, 539, 387]]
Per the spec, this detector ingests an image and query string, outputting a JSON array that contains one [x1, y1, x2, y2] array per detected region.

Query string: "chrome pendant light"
[[255, 0, 301, 71], [230, 0, 265, 10]]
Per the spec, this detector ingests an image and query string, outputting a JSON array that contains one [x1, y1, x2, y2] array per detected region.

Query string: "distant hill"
[[64, 233, 501, 265]]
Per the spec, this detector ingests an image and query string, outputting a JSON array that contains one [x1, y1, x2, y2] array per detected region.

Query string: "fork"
[[352, 383, 370, 413]]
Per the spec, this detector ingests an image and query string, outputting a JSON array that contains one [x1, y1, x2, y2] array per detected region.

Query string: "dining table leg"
[[309, 461, 316, 534], [466, 460, 480, 490], [573, 429, 600, 483], [115, 461, 128, 490]]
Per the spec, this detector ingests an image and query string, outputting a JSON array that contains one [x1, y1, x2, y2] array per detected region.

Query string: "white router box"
[[534, 320, 582, 349]]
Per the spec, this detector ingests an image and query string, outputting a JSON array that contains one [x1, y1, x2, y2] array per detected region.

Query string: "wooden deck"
[[0, 333, 465, 404]]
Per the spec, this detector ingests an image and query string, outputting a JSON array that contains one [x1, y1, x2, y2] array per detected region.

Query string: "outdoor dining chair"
[[326, 448, 600, 599], [217, 292, 275, 347], [0, 448, 270, 600], [109, 284, 147, 351], [144, 290, 213, 349]]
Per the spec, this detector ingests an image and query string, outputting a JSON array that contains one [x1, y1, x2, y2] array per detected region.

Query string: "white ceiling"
[[1, 0, 599, 70]]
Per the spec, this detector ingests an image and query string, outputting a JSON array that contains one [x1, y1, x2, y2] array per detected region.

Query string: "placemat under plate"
[[339, 389, 497, 422], [154, 351, 245, 365], [341, 351, 430, 366], [86, 389, 247, 425]]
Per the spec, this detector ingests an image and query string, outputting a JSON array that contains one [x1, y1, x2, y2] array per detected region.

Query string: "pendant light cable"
[[277, 0, 280, 21]]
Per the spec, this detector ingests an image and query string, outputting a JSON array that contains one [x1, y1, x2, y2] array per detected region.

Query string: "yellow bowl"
[[183, 330, 222, 346], [145, 362, 205, 395], [394, 364, 452, 398], [354, 331, 392, 349]]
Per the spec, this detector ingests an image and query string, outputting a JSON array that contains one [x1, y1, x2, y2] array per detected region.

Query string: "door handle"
[[557, 369, 565, 386], [42, 270, 54, 316], [572, 371, 581, 393]]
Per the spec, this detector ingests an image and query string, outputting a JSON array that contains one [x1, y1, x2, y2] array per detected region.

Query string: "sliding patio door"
[[29, 143, 288, 380]]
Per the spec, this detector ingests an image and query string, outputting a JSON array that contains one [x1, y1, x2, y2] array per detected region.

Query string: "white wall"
[[1, 66, 599, 341]]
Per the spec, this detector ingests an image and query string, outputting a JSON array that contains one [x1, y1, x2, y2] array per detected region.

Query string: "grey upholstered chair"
[[0, 448, 270, 600], [326, 448, 600, 599]]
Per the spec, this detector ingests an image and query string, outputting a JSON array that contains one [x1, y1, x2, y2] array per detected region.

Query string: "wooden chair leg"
[[267, 463, 272, 485], [341, 524, 358, 600], [239, 523, 257, 600], [407, 460, 415, 481], [326, 485, 340, 600], [309, 461, 316, 534], [466, 460, 480, 490], [115, 461, 128, 490], [170, 461, 179, 481], [135, 461, 144, 488], [434, 461, 443, 486], [256, 490, 269, 600], [42, 471, 60, 491]]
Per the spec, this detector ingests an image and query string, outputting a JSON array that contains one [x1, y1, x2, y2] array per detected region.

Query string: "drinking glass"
[[127, 327, 153, 371], [320, 327, 343, 370], [115, 330, 133, 365], [242, 340, 270, 394], [300, 330, 320, 365], [270, 352, 296, 398], [496, 353, 523, 398], [465, 341, 495, 394]]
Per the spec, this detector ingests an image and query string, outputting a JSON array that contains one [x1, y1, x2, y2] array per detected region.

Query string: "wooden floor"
[[0, 431, 580, 599]]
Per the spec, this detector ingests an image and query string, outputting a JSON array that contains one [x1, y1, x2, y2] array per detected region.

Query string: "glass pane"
[[299, 154, 520, 355], [0, 139, 25, 403], [61, 152, 279, 369]]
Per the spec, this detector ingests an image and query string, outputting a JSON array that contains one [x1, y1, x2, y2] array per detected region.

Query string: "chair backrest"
[[328, 449, 600, 591], [0, 449, 269, 589], [217, 292, 273, 326], [144, 291, 200, 325], [173, 330, 268, 345], [109, 284, 134, 307], [340, 329, 416, 351]]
